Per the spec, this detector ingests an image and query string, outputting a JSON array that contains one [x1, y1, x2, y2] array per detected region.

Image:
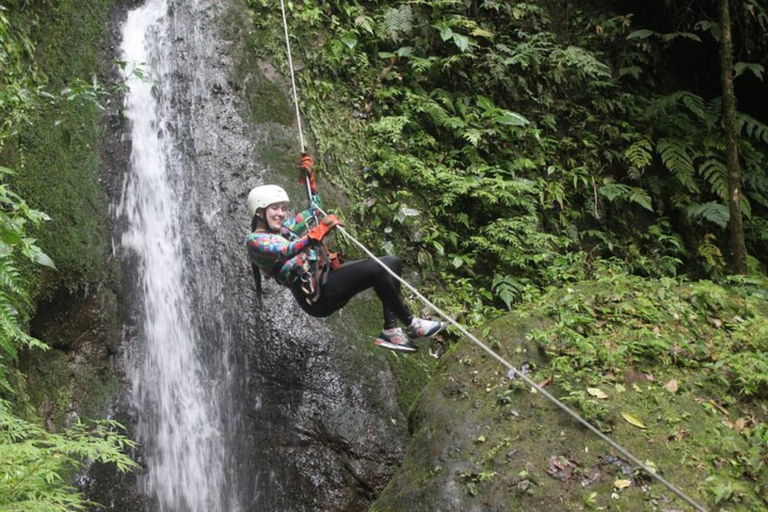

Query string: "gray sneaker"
[[405, 317, 446, 340], [375, 328, 417, 353]]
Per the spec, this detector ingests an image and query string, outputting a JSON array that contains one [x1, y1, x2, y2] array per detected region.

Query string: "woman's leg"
[[294, 256, 413, 328]]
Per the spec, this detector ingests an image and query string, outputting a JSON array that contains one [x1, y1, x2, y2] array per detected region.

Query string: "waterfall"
[[115, 1, 236, 510]]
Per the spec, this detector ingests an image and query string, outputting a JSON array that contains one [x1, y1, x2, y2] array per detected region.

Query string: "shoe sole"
[[375, 340, 417, 353], [407, 321, 447, 341]]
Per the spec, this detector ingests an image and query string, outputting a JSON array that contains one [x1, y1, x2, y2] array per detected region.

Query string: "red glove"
[[307, 214, 341, 242], [298, 153, 317, 193]]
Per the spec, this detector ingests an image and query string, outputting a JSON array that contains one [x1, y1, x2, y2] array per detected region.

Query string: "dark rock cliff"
[[54, 0, 413, 511]]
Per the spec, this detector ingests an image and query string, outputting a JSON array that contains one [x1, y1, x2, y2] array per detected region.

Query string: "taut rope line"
[[276, 6, 708, 512], [279, 0, 305, 153]]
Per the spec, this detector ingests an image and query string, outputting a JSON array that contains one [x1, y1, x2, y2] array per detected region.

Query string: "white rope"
[[277, 5, 708, 512], [279, 0, 305, 152]]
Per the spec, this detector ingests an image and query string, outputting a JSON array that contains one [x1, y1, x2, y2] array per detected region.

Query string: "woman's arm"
[[246, 232, 312, 261]]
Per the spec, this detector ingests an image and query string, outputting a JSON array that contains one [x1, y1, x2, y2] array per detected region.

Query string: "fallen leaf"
[[621, 412, 647, 429], [709, 317, 723, 328], [734, 417, 748, 434], [615, 383, 626, 393], [664, 379, 679, 393], [539, 377, 552, 388], [587, 387, 609, 399], [614, 479, 631, 490]]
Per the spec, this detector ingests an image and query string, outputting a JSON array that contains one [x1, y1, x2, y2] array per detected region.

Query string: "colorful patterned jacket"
[[245, 198, 322, 286]]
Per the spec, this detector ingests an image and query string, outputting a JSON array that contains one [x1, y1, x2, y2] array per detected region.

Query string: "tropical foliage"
[[245, 0, 768, 315], [242, 1, 768, 506], [1, 3, 136, 510]]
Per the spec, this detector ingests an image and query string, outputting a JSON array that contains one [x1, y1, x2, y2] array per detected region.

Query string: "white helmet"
[[247, 185, 290, 216]]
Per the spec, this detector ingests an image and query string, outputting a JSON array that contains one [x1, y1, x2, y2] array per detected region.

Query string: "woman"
[[245, 155, 444, 353]]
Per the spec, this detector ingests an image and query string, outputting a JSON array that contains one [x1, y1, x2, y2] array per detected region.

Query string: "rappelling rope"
[[279, 0, 305, 153], [277, 6, 707, 512]]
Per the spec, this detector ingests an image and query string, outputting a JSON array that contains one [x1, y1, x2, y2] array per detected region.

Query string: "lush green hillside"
[[244, 0, 768, 314], [374, 272, 768, 510], [241, 0, 768, 509]]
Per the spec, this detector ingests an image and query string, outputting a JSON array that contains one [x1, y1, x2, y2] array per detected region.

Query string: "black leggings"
[[291, 256, 413, 329]]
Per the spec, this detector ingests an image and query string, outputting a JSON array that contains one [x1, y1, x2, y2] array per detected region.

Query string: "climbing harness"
[[277, 3, 708, 511]]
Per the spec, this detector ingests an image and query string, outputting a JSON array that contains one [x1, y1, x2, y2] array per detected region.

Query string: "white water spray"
[[117, 2, 229, 510]]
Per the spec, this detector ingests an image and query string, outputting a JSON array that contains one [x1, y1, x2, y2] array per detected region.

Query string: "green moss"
[[374, 279, 768, 511], [235, 61, 294, 126], [6, 0, 115, 293]]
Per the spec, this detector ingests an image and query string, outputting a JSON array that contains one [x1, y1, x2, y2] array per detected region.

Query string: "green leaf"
[[0, 230, 22, 246], [452, 33, 470, 53], [477, 95, 495, 112], [395, 46, 413, 58], [340, 33, 358, 49], [32, 251, 56, 270], [621, 412, 647, 429], [627, 29, 654, 40], [734, 62, 764, 81], [494, 111, 529, 126]]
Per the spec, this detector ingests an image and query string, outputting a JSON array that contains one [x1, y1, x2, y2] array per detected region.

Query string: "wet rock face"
[[89, 0, 408, 510]]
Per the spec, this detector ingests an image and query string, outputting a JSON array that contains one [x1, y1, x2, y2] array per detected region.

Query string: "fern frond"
[[646, 91, 714, 127], [405, 92, 460, 130], [380, 5, 413, 44], [686, 201, 729, 228], [624, 139, 652, 170], [657, 138, 698, 193], [705, 97, 722, 130], [550, 46, 612, 81], [698, 158, 728, 201], [462, 129, 483, 146], [736, 113, 768, 145], [680, 92, 706, 121], [599, 182, 631, 202], [599, 182, 653, 211], [369, 115, 410, 142], [0, 257, 28, 303]]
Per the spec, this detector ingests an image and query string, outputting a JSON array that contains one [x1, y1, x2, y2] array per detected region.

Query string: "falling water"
[[115, 1, 232, 510]]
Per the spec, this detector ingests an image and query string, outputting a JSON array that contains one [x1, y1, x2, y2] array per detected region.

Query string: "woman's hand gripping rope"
[[298, 152, 316, 193]]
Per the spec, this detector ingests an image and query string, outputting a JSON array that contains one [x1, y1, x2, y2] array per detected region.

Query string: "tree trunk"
[[719, 0, 748, 274]]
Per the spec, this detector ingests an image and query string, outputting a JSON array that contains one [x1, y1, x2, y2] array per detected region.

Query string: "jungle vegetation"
[[242, 0, 768, 507], [1, 2, 136, 510], [1, 0, 768, 509]]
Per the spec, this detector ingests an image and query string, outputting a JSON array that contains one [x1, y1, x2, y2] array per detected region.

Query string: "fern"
[[736, 113, 768, 145], [462, 128, 483, 146], [369, 115, 410, 143], [624, 138, 652, 170], [492, 274, 525, 310], [646, 91, 710, 124], [698, 158, 729, 201], [380, 5, 413, 44], [686, 201, 730, 228], [599, 182, 653, 211], [0, 257, 28, 304], [657, 138, 698, 193], [550, 46, 612, 81]]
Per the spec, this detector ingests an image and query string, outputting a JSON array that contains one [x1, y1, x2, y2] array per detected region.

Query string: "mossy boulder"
[[374, 277, 768, 511]]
